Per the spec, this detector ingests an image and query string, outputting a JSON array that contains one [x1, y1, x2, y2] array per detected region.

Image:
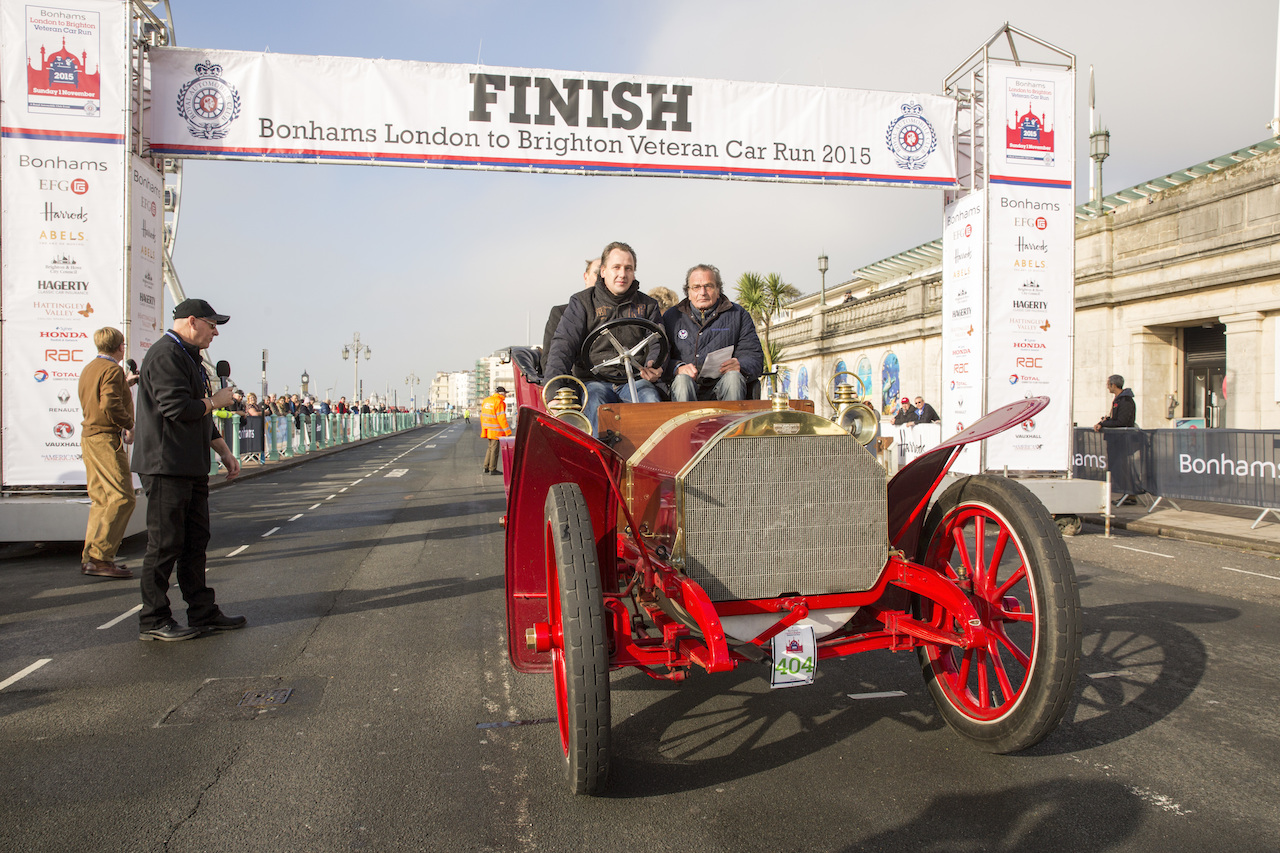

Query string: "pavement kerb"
[[207, 423, 438, 490], [1081, 514, 1280, 557]]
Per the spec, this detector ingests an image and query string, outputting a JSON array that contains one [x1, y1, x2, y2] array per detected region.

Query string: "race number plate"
[[769, 625, 817, 689]]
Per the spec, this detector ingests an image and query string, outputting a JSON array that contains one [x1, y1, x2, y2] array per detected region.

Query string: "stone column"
[[1130, 327, 1177, 427], [1222, 311, 1266, 429]]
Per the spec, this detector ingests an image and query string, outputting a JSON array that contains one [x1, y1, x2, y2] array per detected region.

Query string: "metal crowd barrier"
[[1073, 427, 1280, 525], [210, 411, 454, 475]]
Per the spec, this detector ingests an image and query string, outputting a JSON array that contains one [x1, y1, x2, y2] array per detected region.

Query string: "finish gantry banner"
[[148, 47, 957, 188]]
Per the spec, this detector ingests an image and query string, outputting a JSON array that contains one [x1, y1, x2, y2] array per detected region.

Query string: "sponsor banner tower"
[[942, 27, 1075, 473], [1, 0, 131, 485]]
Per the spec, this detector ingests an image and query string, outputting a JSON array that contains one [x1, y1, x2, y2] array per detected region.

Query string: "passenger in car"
[[662, 264, 763, 402], [541, 256, 600, 364]]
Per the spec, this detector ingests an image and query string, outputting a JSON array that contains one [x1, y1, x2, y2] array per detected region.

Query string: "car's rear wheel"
[[545, 483, 610, 794], [914, 475, 1081, 753]]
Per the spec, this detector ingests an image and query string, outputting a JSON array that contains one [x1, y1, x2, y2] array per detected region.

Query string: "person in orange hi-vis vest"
[[480, 386, 511, 475]]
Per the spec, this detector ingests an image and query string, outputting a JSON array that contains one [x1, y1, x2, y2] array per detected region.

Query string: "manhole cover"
[[238, 687, 293, 707], [158, 676, 327, 726]]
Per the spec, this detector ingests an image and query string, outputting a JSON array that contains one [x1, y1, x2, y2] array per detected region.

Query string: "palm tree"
[[735, 271, 800, 371]]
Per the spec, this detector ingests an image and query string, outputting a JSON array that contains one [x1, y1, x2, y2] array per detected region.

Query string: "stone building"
[[770, 137, 1280, 432]]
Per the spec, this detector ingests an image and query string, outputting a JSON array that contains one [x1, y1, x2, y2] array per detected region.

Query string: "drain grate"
[[238, 687, 293, 707]]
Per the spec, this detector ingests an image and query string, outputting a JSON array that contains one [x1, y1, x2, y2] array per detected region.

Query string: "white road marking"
[[339, 487, 348, 492], [227, 545, 249, 557], [1088, 670, 1135, 680], [848, 691, 907, 700], [0, 659, 52, 691], [288, 514, 303, 522], [308, 503, 321, 510], [262, 527, 280, 538], [326, 494, 337, 500], [1220, 565, 1280, 580], [98, 605, 142, 630], [1112, 544, 1174, 559], [351, 479, 364, 486], [386, 469, 408, 478], [424, 444, 437, 448]]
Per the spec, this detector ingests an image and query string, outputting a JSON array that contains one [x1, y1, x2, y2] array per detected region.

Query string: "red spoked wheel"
[[544, 483, 611, 794], [915, 475, 1081, 753]]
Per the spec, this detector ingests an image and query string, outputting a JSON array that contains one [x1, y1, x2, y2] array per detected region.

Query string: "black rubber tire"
[[914, 475, 1081, 753], [545, 483, 611, 794]]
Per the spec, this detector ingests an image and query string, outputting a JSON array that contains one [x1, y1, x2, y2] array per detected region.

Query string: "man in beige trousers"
[[78, 327, 138, 579]]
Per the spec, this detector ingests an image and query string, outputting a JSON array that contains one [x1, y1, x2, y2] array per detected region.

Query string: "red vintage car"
[[502, 323, 1081, 795]]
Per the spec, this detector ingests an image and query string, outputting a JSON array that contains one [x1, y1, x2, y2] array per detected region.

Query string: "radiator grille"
[[680, 434, 887, 601]]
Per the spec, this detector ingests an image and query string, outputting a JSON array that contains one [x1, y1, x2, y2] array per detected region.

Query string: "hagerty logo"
[[176, 61, 242, 140], [885, 102, 938, 170]]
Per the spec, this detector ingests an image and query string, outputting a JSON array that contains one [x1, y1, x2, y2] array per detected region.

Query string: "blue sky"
[[163, 0, 1280, 403]]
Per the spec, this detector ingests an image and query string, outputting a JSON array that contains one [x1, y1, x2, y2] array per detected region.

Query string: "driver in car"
[[543, 241, 664, 433]]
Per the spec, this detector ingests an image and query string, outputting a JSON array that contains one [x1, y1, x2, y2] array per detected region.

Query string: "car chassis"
[[503, 343, 1082, 795]]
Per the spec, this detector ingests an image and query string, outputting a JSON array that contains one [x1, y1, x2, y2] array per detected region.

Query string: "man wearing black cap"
[[132, 298, 244, 641]]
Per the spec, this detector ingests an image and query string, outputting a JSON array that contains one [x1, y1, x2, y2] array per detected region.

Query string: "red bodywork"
[[503, 358, 1049, 680]]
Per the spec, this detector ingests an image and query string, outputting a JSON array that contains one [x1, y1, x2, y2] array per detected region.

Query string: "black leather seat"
[[511, 346, 544, 385]]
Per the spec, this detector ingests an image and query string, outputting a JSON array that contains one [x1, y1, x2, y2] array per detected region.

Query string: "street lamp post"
[[406, 372, 420, 411], [341, 333, 371, 406], [818, 253, 829, 306]]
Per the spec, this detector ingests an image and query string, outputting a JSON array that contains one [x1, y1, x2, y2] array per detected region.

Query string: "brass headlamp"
[[542, 376, 592, 433], [827, 371, 880, 447]]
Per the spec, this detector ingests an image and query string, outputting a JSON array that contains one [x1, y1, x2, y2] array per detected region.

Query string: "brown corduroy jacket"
[[78, 356, 134, 438]]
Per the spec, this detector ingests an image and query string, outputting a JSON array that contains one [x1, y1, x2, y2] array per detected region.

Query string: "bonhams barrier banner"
[[148, 47, 957, 188], [1073, 427, 1280, 509], [1, 0, 129, 486]]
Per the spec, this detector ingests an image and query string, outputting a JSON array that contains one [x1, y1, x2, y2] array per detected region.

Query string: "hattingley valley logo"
[[885, 102, 938, 170], [176, 61, 241, 140]]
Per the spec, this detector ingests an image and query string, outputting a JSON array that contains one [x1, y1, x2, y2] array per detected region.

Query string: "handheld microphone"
[[216, 360, 232, 389], [126, 359, 138, 374]]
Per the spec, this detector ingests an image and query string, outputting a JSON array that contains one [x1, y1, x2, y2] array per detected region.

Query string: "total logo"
[[1009, 374, 1019, 385], [34, 369, 49, 382], [53, 422, 74, 439], [949, 380, 956, 390]]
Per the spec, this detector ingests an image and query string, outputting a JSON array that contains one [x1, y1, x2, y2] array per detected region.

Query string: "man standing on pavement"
[[1094, 375, 1137, 430], [543, 241, 664, 431], [663, 264, 763, 402], [78, 327, 138, 580], [132, 299, 244, 642], [481, 386, 510, 475], [1094, 374, 1143, 501]]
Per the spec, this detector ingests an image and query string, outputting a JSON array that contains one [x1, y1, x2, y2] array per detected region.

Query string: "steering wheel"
[[580, 317, 670, 384]]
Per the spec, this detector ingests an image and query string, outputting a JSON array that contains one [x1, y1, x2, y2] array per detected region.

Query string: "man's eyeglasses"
[[689, 285, 718, 292], [195, 317, 218, 330]]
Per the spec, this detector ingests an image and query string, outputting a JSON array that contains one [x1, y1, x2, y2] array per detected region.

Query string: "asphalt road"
[[1, 422, 1278, 852]]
